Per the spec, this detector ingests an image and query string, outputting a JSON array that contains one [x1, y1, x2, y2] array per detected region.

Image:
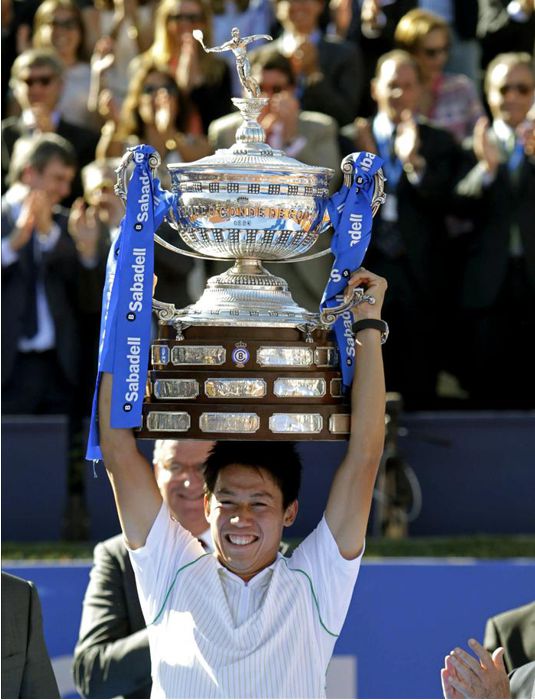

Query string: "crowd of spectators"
[[2, 0, 534, 422]]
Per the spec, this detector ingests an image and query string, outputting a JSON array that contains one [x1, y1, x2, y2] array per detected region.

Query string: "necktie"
[[21, 232, 39, 340]]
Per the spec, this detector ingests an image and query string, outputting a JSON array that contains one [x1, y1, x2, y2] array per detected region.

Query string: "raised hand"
[[291, 39, 320, 78], [394, 110, 422, 168], [473, 116, 500, 174], [68, 197, 100, 262]]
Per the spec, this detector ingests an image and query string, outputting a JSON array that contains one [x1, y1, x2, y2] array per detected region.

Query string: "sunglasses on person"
[[167, 12, 204, 22], [21, 74, 58, 87], [142, 82, 178, 95], [422, 45, 449, 58], [48, 17, 79, 29], [498, 82, 533, 96]]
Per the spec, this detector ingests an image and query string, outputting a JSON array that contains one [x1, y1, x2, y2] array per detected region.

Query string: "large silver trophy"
[[116, 28, 385, 440]]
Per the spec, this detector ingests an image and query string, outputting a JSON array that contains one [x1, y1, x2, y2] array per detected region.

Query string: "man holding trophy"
[[89, 29, 388, 698], [97, 264, 386, 698]]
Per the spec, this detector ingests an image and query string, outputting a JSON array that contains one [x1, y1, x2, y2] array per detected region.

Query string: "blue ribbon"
[[320, 151, 384, 390], [86, 145, 177, 462]]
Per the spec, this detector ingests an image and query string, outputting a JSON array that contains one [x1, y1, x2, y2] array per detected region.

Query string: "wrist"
[[352, 318, 389, 344]]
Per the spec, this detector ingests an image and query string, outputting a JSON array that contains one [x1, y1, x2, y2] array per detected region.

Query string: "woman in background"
[[32, 0, 95, 129], [97, 60, 212, 164], [394, 9, 484, 144], [130, 0, 233, 133]]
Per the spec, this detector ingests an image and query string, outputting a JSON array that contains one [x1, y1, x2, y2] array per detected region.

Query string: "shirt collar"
[[216, 553, 281, 587], [22, 109, 61, 130], [493, 119, 515, 145], [373, 112, 396, 141]]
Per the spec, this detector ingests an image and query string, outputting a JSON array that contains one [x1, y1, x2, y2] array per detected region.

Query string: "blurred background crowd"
[[1, 0, 534, 426]]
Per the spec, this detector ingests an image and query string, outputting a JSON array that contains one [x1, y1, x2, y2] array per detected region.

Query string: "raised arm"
[[325, 268, 386, 559], [98, 373, 162, 549]]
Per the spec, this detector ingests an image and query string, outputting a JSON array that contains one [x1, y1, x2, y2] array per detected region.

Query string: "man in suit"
[[251, 0, 364, 125], [1, 571, 60, 699], [1, 48, 99, 202], [73, 440, 215, 699], [453, 52, 535, 408], [1, 133, 101, 416], [341, 49, 461, 408], [484, 601, 535, 673]]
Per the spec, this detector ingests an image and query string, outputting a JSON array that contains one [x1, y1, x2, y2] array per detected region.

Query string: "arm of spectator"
[[68, 198, 101, 267], [88, 37, 116, 114], [441, 639, 511, 699], [73, 541, 151, 699], [99, 372, 163, 549], [360, 0, 387, 38], [324, 268, 386, 559]]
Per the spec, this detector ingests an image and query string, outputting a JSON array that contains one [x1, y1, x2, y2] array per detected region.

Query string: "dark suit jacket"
[[73, 535, 152, 699], [510, 661, 535, 699], [251, 37, 364, 126], [1, 116, 99, 203], [1, 197, 101, 388], [341, 116, 462, 299], [1, 572, 60, 699], [484, 601, 535, 674], [453, 128, 535, 310]]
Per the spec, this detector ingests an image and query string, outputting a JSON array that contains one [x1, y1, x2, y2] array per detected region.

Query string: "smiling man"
[[98, 268, 387, 698]]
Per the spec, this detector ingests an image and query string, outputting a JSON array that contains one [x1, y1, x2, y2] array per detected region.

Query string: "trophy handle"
[[319, 287, 376, 328], [114, 147, 162, 203], [274, 155, 386, 265]]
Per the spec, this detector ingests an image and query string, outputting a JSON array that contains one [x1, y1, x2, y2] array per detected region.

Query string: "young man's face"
[[205, 464, 298, 581], [23, 157, 75, 205]]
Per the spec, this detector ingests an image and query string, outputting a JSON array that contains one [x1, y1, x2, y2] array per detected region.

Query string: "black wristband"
[[352, 318, 389, 344]]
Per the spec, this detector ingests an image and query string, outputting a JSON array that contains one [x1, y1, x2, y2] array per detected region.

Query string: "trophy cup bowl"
[[114, 32, 385, 440]]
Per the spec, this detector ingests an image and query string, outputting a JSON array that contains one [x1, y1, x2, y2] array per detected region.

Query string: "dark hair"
[[203, 441, 302, 509], [253, 51, 296, 87], [10, 48, 64, 85], [9, 133, 77, 183]]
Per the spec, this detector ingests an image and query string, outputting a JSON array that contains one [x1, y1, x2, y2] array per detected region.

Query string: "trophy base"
[[154, 259, 323, 329], [135, 323, 351, 441]]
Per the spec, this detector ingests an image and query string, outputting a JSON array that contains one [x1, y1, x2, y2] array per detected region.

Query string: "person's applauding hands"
[[394, 110, 426, 175], [68, 197, 100, 263], [441, 639, 511, 699]]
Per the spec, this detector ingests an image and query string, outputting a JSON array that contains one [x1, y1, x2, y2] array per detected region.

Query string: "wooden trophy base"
[[135, 324, 351, 441]]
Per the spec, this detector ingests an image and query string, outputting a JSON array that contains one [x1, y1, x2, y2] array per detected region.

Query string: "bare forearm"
[[98, 373, 162, 548]]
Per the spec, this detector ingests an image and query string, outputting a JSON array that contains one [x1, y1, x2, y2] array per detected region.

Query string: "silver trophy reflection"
[[116, 29, 385, 440]]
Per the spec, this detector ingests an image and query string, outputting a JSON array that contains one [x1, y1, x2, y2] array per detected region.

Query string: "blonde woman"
[[129, 0, 233, 133]]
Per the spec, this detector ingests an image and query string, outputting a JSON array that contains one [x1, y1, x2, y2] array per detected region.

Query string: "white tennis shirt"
[[129, 503, 363, 698]]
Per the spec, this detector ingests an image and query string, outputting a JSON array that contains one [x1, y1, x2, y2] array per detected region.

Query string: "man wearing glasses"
[[454, 52, 535, 409], [1, 48, 98, 202]]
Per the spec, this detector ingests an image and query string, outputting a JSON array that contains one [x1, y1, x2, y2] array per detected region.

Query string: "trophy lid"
[[168, 98, 334, 181]]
